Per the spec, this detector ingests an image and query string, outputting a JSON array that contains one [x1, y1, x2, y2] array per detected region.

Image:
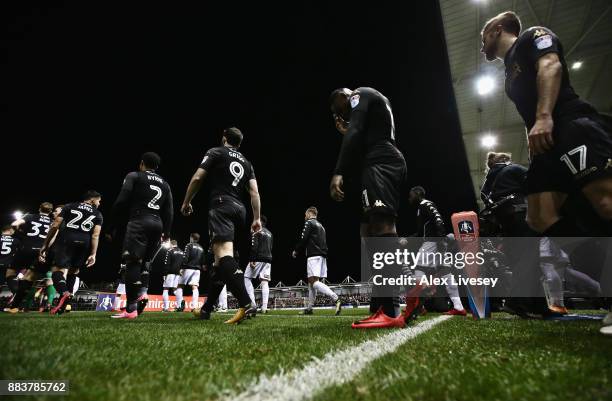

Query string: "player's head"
[[53, 204, 64, 219], [171, 239, 178, 247], [222, 127, 243, 149], [260, 215, 267, 227], [329, 88, 353, 134], [1, 225, 14, 235], [140, 152, 161, 172], [39, 202, 53, 215], [305, 206, 318, 220], [83, 190, 102, 208], [190, 233, 200, 243], [481, 11, 521, 61], [409, 186, 426, 205], [486, 151, 512, 170]]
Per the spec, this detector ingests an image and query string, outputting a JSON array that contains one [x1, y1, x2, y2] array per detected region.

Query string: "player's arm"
[[248, 178, 262, 233], [161, 185, 174, 240], [11, 217, 26, 230], [528, 30, 563, 155], [108, 173, 137, 236], [425, 202, 447, 237], [293, 220, 311, 258], [181, 168, 207, 216], [40, 215, 64, 258], [331, 94, 368, 202], [182, 149, 219, 216], [86, 224, 102, 267]]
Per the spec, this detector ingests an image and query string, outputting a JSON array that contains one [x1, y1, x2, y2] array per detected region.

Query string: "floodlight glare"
[[481, 135, 497, 148], [476, 76, 495, 96]]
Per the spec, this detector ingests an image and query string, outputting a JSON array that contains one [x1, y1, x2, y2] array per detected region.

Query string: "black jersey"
[[334, 87, 403, 175], [164, 247, 184, 275], [111, 170, 174, 237], [182, 242, 205, 270], [504, 27, 595, 131], [0, 234, 21, 266], [60, 202, 103, 239], [250, 227, 273, 263], [295, 218, 327, 258], [481, 163, 528, 203], [19, 213, 52, 249], [416, 199, 446, 237], [199, 146, 256, 203]]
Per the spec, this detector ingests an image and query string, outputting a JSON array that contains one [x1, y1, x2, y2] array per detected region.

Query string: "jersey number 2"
[[148, 185, 162, 210]]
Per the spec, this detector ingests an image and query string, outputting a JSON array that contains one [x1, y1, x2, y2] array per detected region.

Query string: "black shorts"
[[14, 247, 46, 273], [208, 197, 246, 243], [361, 156, 407, 220], [123, 215, 163, 262], [527, 114, 612, 194], [54, 237, 90, 269]]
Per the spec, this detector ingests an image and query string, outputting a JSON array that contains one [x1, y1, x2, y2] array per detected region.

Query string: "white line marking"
[[223, 315, 452, 401]]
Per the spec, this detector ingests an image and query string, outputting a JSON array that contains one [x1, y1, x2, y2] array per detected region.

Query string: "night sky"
[[1, 1, 476, 292]]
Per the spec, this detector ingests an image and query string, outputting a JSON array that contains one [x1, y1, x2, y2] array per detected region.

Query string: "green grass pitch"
[[1, 309, 610, 401]]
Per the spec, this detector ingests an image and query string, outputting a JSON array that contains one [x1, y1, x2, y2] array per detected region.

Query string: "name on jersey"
[[78, 204, 93, 212], [229, 151, 246, 163], [147, 174, 164, 184]]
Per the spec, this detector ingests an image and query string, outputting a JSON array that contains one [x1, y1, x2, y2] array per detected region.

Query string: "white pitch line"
[[223, 315, 452, 401]]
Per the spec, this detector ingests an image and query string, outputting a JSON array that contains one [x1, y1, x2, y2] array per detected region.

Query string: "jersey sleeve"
[[295, 220, 312, 255], [524, 28, 560, 66], [199, 148, 222, 171], [334, 90, 370, 175], [94, 211, 104, 227], [423, 201, 446, 237], [249, 163, 256, 180]]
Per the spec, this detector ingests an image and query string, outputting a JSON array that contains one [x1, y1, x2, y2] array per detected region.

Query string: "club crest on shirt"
[[534, 35, 552, 50], [350, 94, 360, 108]]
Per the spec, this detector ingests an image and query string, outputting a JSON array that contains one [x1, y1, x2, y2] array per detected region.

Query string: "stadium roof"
[[440, 0, 612, 202]]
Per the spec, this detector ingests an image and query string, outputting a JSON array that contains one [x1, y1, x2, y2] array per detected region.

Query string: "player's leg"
[[310, 257, 341, 314], [49, 266, 70, 315], [5, 268, 19, 295], [174, 282, 184, 312], [44, 271, 56, 312], [191, 283, 199, 311], [304, 275, 318, 314], [259, 263, 271, 313], [214, 241, 253, 323], [218, 285, 228, 310], [161, 273, 174, 312], [243, 263, 257, 307]]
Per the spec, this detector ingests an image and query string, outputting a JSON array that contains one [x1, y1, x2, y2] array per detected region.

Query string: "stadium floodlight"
[[571, 61, 583, 70], [476, 75, 495, 96], [13, 210, 24, 220], [481, 134, 497, 148]]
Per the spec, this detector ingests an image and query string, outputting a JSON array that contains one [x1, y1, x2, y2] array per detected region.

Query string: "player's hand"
[[528, 115, 554, 156], [292, 250, 297, 259], [86, 254, 96, 268], [251, 218, 262, 233], [38, 250, 46, 263], [330, 175, 344, 202], [181, 203, 194, 216]]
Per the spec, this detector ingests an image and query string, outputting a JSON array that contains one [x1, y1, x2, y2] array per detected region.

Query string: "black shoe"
[[180, 300, 185, 310], [136, 296, 149, 316], [199, 309, 211, 320], [300, 308, 313, 315], [245, 305, 257, 319]]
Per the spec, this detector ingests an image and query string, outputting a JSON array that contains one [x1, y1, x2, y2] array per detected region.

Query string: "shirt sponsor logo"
[[350, 94, 360, 108], [374, 200, 386, 207], [535, 35, 553, 50], [533, 29, 548, 37]]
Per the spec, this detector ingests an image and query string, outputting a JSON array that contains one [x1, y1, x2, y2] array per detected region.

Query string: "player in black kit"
[[0, 225, 20, 293], [39, 192, 103, 315], [4, 202, 53, 313], [329, 87, 408, 328], [181, 127, 261, 324], [109, 152, 174, 319], [481, 11, 612, 334]]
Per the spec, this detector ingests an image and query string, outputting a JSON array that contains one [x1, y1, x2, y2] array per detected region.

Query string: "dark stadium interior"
[[1, 2, 477, 291]]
